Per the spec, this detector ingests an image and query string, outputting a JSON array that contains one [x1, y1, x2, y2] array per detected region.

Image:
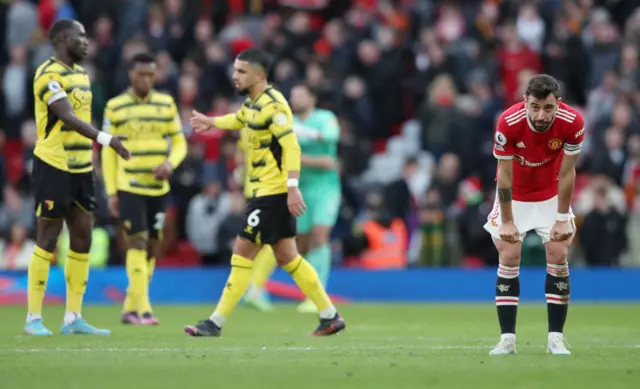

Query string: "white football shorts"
[[483, 195, 575, 243]]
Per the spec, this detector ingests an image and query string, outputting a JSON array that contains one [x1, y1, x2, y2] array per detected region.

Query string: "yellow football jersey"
[[33, 57, 93, 173], [238, 128, 253, 198], [101, 90, 187, 197], [213, 86, 301, 197]]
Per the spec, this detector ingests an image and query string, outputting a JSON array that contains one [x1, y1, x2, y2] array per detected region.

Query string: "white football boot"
[[489, 334, 516, 355], [547, 332, 571, 355]]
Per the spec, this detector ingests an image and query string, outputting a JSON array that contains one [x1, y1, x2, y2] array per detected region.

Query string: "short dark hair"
[[48, 19, 78, 44], [293, 82, 318, 98], [525, 74, 561, 100], [236, 48, 273, 74], [129, 52, 156, 69]]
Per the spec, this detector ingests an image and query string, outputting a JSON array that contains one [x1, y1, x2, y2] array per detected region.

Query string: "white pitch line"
[[1, 344, 639, 353], [1, 346, 484, 353]]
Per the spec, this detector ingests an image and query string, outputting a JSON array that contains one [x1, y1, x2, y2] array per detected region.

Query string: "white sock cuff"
[[319, 305, 337, 320], [63, 312, 81, 325], [26, 313, 42, 323], [497, 264, 520, 279], [546, 263, 569, 277], [209, 312, 226, 327], [501, 333, 516, 341]]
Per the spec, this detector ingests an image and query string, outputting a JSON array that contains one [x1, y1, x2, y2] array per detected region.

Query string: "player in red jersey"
[[484, 74, 584, 356]]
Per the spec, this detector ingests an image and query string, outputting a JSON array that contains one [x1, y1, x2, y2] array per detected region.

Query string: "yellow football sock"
[[138, 256, 156, 314], [213, 254, 253, 319], [251, 245, 277, 288], [27, 246, 53, 315], [122, 296, 136, 313], [123, 256, 155, 313], [147, 257, 156, 282], [283, 256, 332, 312], [65, 250, 90, 313], [126, 248, 148, 313]]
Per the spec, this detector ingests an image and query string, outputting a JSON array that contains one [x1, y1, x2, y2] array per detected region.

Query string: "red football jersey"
[[493, 101, 585, 202]]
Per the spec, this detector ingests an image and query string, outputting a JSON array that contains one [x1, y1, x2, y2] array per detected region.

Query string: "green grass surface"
[[1, 304, 638, 389]]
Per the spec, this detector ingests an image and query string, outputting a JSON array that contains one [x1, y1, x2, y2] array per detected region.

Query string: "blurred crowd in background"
[[1, 0, 640, 270]]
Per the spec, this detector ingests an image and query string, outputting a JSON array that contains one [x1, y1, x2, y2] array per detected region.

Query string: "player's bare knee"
[[310, 235, 328, 251], [495, 239, 521, 267], [147, 238, 158, 258], [272, 238, 299, 266], [309, 227, 331, 250], [69, 234, 92, 253], [499, 251, 521, 267], [545, 241, 569, 265], [296, 234, 311, 255], [127, 234, 148, 250], [67, 221, 93, 253], [233, 237, 260, 260], [35, 219, 63, 252], [36, 232, 60, 253]]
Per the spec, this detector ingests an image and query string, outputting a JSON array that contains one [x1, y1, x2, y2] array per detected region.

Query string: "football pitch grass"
[[0, 303, 638, 389]]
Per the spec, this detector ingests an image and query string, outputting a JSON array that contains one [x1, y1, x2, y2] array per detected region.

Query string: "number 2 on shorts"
[[248, 209, 261, 227], [154, 212, 166, 230]]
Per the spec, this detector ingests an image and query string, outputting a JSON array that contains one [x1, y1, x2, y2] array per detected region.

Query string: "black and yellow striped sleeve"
[[165, 100, 183, 136], [266, 103, 300, 172], [167, 100, 187, 169], [34, 71, 67, 105], [264, 103, 294, 140], [238, 128, 248, 152], [212, 107, 245, 131]]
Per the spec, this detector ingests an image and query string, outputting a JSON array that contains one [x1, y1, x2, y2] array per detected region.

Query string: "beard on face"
[[529, 115, 552, 132], [69, 47, 85, 63], [235, 78, 255, 96]]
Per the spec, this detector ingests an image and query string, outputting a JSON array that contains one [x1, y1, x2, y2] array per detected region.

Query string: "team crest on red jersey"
[[548, 138, 563, 150]]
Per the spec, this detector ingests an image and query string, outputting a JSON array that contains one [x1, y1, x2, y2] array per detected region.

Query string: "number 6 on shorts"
[[248, 209, 261, 227]]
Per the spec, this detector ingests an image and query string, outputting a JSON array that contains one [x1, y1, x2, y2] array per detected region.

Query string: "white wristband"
[[556, 213, 570, 221], [287, 178, 299, 188], [96, 132, 113, 146]]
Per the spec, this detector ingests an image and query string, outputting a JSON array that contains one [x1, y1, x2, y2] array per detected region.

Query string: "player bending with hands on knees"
[[25, 19, 130, 336], [186, 48, 346, 337], [484, 74, 584, 355]]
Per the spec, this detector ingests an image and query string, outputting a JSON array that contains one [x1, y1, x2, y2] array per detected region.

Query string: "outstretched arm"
[[190, 109, 245, 132], [100, 111, 118, 197], [48, 98, 104, 142]]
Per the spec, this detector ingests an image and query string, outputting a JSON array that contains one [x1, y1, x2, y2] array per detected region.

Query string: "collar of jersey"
[[249, 85, 273, 104], [50, 56, 77, 72], [128, 88, 154, 103]]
